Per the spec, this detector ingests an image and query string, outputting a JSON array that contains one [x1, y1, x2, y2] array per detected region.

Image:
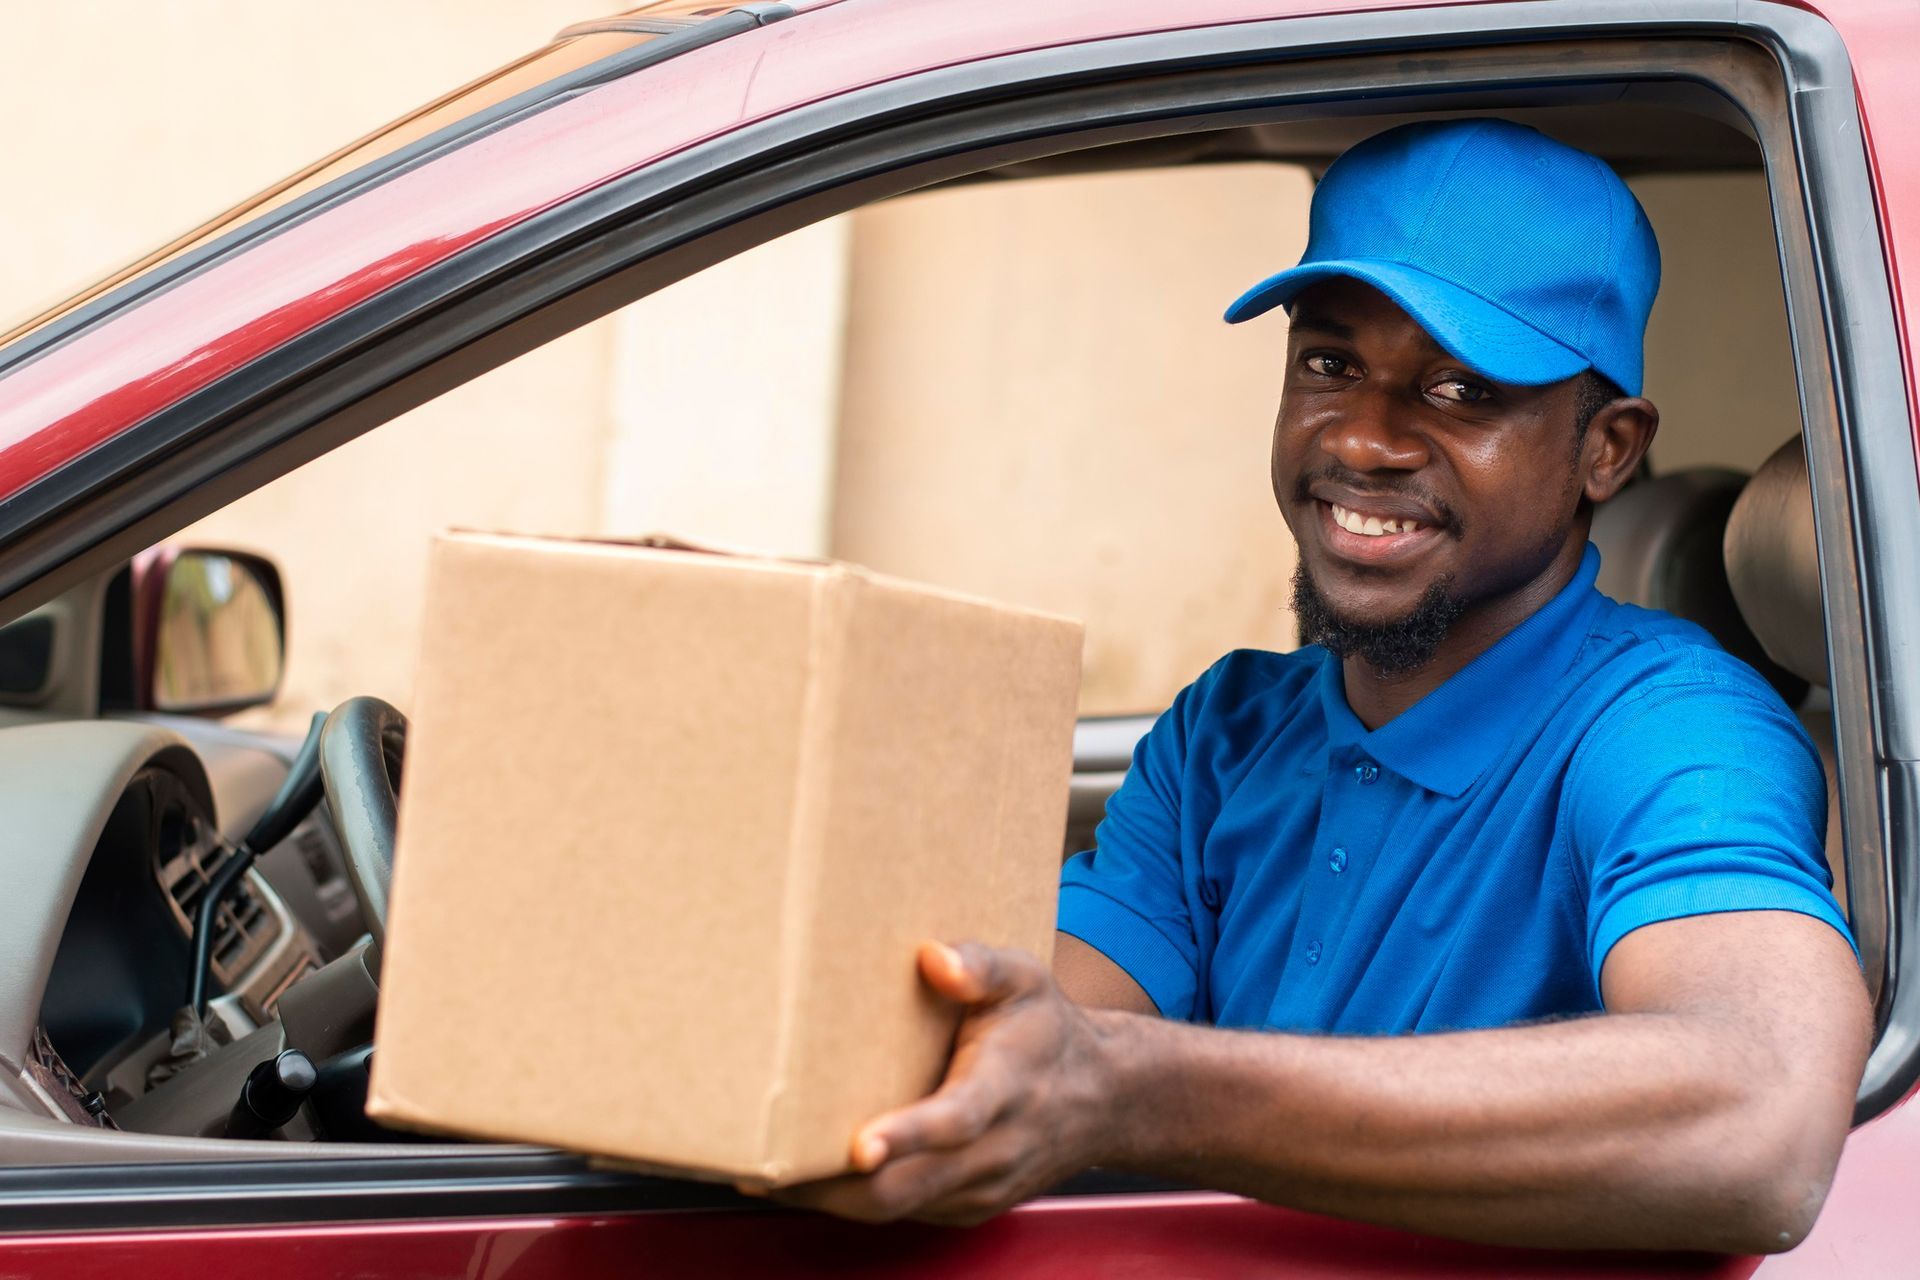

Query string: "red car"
[[0, 0, 1915, 1274]]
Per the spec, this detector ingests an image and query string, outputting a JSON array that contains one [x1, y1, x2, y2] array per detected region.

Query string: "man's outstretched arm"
[[771, 911, 1869, 1254]]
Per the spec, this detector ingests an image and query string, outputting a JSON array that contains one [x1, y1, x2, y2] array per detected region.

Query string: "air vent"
[[154, 825, 280, 985]]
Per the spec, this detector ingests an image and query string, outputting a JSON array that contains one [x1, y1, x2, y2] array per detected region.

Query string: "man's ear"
[[1581, 397, 1659, 504]]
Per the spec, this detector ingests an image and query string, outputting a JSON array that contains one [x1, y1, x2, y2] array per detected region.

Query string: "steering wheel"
[[318, 696, 408, 943]]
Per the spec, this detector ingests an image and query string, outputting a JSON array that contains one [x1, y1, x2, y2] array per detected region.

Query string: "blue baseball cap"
[[1224, 119, 1660, 395]]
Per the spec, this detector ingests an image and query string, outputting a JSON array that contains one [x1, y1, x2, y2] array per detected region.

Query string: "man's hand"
[[765, 940, 1114, 1226]]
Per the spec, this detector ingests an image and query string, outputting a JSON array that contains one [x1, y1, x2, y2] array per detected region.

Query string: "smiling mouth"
[[1314, 499, 1445, 565]]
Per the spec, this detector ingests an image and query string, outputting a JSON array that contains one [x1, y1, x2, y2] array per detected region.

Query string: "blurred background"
[[3, 4, 1799, 731]]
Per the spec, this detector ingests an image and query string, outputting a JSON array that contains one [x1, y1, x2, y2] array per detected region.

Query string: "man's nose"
[[1319, 402, 1428, 472]]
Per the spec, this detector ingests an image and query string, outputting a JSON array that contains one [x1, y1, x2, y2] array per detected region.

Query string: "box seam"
[[757, 564, 851, 1180]]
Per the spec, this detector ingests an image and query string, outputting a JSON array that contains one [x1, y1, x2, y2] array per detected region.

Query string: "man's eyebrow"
[[1287, 308, 1355, 340]]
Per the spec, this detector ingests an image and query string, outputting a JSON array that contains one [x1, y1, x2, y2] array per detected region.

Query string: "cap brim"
[[1222, 259, 1590, 388]]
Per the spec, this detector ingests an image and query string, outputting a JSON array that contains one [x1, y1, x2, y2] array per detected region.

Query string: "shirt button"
[[1199, 880, 1221, 910], [1329, 847, 1348, 874], [1354, 763, 1379, 784], [1305, 940, 1323, 966]]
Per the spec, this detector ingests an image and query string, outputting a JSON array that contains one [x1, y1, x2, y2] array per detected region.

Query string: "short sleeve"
[[1568, 660, 1854, 997], [1057, 666, 1217, 1019]]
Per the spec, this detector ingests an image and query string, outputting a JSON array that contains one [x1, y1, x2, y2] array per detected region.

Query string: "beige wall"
[[832, 165, 1315, 715], [602, 217, 853, 554], [1632, 173, 1802, 473]]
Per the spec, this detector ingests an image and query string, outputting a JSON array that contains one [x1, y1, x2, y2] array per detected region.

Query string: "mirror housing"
[[133, 547, 286, 716], [0, 610, 58, 703]]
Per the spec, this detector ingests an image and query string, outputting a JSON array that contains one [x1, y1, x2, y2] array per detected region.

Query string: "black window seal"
[[0, 0, 1910, 1228], [558, 6, 796, 41], [0, 1152, 1175, 1235], [555, 18, 704, 39], [0, 4, 792, 385], [1743, 7, 1920, 1120]]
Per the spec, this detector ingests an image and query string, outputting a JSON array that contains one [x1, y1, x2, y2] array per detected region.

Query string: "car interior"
[[0, 60, 1876, 1173]]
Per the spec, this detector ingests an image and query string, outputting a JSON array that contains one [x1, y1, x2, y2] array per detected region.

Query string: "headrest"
[[1591, 466, 1804, 702], [1724, 435, 1828, 687]]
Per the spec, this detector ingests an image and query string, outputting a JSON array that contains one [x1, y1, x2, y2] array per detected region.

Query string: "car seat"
[[1590, 448, 1843, 907], [1721, 435, 1847, 909], [1590, 466, 1806, 704]]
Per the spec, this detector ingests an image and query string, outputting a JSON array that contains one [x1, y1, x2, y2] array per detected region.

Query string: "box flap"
[[444, 527, 834, 567], [440, 529, 1080, 629]]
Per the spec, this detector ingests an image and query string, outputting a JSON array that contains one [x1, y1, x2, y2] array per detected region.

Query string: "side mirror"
[[135, 548, 286, 715]]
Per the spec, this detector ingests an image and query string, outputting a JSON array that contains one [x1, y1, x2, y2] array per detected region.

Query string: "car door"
[[1, 1, 1917, 1275]]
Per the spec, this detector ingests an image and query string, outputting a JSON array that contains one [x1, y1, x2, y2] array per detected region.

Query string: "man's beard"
[[1291, 563, 1466, 677]]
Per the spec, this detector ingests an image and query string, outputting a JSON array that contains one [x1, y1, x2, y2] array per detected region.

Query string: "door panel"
[[0, 1194, 1758, 1279]]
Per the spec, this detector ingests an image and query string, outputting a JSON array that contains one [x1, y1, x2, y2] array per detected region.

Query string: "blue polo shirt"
[[1058, 545, 1850, 1032]]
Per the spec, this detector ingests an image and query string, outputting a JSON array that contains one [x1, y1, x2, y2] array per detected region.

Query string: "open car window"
[[0, 2, 1913, 1260]]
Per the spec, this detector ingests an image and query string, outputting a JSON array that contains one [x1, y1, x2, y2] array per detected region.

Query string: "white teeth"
[[1330, 502, 1420, 538]]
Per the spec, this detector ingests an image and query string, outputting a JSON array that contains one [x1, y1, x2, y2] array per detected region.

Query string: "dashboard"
[[40, 762, 331, 1121], [0, 717, 381, 1152], [0, 559, 442, 1163]]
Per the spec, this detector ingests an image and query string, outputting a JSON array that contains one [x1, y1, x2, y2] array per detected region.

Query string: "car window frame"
[[0, 0, 1911, 1231]]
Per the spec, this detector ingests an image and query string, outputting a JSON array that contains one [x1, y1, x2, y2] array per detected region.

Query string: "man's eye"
[[1305, 354, 1351, 378], [1432, 379, 1491, 404]]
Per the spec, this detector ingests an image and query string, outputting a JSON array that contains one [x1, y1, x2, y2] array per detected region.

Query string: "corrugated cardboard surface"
[[368, 532, 1082, 1183], [766, 572, 1077, 1169]]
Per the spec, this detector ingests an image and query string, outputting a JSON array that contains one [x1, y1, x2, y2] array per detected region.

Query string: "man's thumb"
[[918, 939, 1027, 1005]]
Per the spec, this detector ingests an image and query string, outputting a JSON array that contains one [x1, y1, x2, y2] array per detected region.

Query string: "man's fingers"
[[775, 1126, 1037, 1225], [857, 942, 1069, 1171], [770, 1148, 981, 1224], [766, 1170, 889, 1222], [855, 1069, 1011, 1168], [910, 1168, 1030, 1228], [808, 940, 1077, 1213]]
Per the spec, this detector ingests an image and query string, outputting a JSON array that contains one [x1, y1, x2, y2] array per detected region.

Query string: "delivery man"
[[769, 119, 1870, 1254]]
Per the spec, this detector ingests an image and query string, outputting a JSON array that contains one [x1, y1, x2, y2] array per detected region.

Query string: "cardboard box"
[[366, 532, 1083, 1185]]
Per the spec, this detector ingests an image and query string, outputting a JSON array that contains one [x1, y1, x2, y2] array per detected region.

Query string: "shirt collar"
[[1315, 543, 1607, 798]]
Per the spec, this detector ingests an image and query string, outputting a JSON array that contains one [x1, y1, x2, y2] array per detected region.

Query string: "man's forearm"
[[777, 922, 1865, 1242], [1088, 1006, 1848, 1253]]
